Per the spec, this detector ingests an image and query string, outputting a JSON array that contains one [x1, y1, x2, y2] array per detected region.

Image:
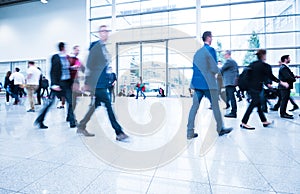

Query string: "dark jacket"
[[4, 76, 13, 89], [190, 44, 219, 90], [85, 41, 108, 89], [248, 60, 279, 91], [50, 54, 62, 86], [278, 64, 296, 90]]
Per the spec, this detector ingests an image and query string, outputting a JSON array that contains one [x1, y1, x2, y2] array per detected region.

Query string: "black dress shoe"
[[289, 106, 299, 111], [270, 107, 278, 111], [224, 105, 230, 110], [34, 121, 48, 129], [77, 128, 95, 137], [70, 123, 77, 128], [263, 120, 274, 127], [280, 114, 294, 119], [240, 124, 255, 130], [224, 113, 237, 118], [218, 127, 233, 136], [187, 133, 198, 140]]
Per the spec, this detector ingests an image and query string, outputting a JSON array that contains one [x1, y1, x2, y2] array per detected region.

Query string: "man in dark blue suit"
[[35, 42, 76, 129], [76, 25, 129, 141], [187, 31, 233, 139]]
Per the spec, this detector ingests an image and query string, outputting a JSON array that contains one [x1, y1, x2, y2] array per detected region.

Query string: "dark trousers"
[[35, 80, 75, 125], [225, 86, 237, 114], [6, 92, 10, 102], [41, 87, 50, 97], [12, 85, 21, 103], [273, 92, 297, 110], [187, 89, 224, 135], [242, 89, 267, 124], [36, 87, 41, 104], [108, 86, 115, 103], [77, 88, 123, 135], [280, 89, 291, 116]]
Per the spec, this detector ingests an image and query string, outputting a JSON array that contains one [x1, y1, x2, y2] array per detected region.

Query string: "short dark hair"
[[281, 55, 289, 62], [73, 45, 79, 50], [58, 42, 65, 51], [225, 50, 231, 55], [255, 49, 266, 60], [202, 31, 212, 42], [99, 25, 107, 31], [28, 61, 35, 65], [15, 67, 20, 72]]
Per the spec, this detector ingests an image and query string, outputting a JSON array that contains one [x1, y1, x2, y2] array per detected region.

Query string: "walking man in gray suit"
[[220, 50, 239, 118]]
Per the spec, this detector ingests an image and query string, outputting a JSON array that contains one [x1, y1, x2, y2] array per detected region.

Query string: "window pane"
[[231, 2, 264, 19], [266, 0, 294, 16], [211, 36, 230, 53], [140, 12, 169, 26], [168, 0, 195, 8], [266, 15, 297, 32], [201, 21, 230, 36], [91, 6, 112, 18], [201, 0, 230, 6], [201, 6, 230, 22], [91, 0, 111, 7], [116, 15, 140, 30], [169, 9, 196, 25], [172, 24, 196, 37], [230, 34, 265, 50], [116, 1, 140, 16], [231, 18, 265, 35], [266, 32, 298, 48]]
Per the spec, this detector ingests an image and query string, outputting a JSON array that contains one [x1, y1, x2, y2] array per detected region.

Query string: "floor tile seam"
[[60, 162, 108, 171], [239, 150, 278, 192], [78, 169, 106, 194], [204, 156, 214, 194], [247, 134, 300, 167], [145, 168, 158, 194], [151, 174, 210, 185], [0, 157, 55, 173], [228, 137, 277, 192], [0, 187, 22, 193], [210, 183, 277, 193], [229, 134, 294, 162], [272, 145, 300, 166], [16, 163, 64, 193], [101, 168, 156, 179]]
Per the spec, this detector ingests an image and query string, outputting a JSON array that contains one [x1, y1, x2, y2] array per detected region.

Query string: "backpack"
[[237, 66, 252, 91]]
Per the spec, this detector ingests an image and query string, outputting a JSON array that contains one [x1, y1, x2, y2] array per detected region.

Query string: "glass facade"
[[89, 0, 300, 96]]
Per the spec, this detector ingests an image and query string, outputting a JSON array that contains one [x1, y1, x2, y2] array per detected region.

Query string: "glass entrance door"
[[117, 40, 167, 97]]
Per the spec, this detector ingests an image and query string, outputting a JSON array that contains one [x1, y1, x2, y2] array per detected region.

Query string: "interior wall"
[[0, 0, 88, 63]]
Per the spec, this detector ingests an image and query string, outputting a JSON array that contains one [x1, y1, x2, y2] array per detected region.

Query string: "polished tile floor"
[[0, 95, 299, 194]]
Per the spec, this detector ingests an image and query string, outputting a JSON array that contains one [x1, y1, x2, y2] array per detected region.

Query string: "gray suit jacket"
[[191, 46, 219, 90], [220, 58, 239, 87]]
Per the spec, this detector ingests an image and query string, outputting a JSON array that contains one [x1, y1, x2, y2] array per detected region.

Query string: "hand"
[[267, 84, 273, 89], [52, 86, 62, 91], [280, 81, 289, 89]]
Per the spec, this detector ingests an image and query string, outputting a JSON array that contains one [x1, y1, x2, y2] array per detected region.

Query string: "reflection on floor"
[[0, 96, 299, 194]]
